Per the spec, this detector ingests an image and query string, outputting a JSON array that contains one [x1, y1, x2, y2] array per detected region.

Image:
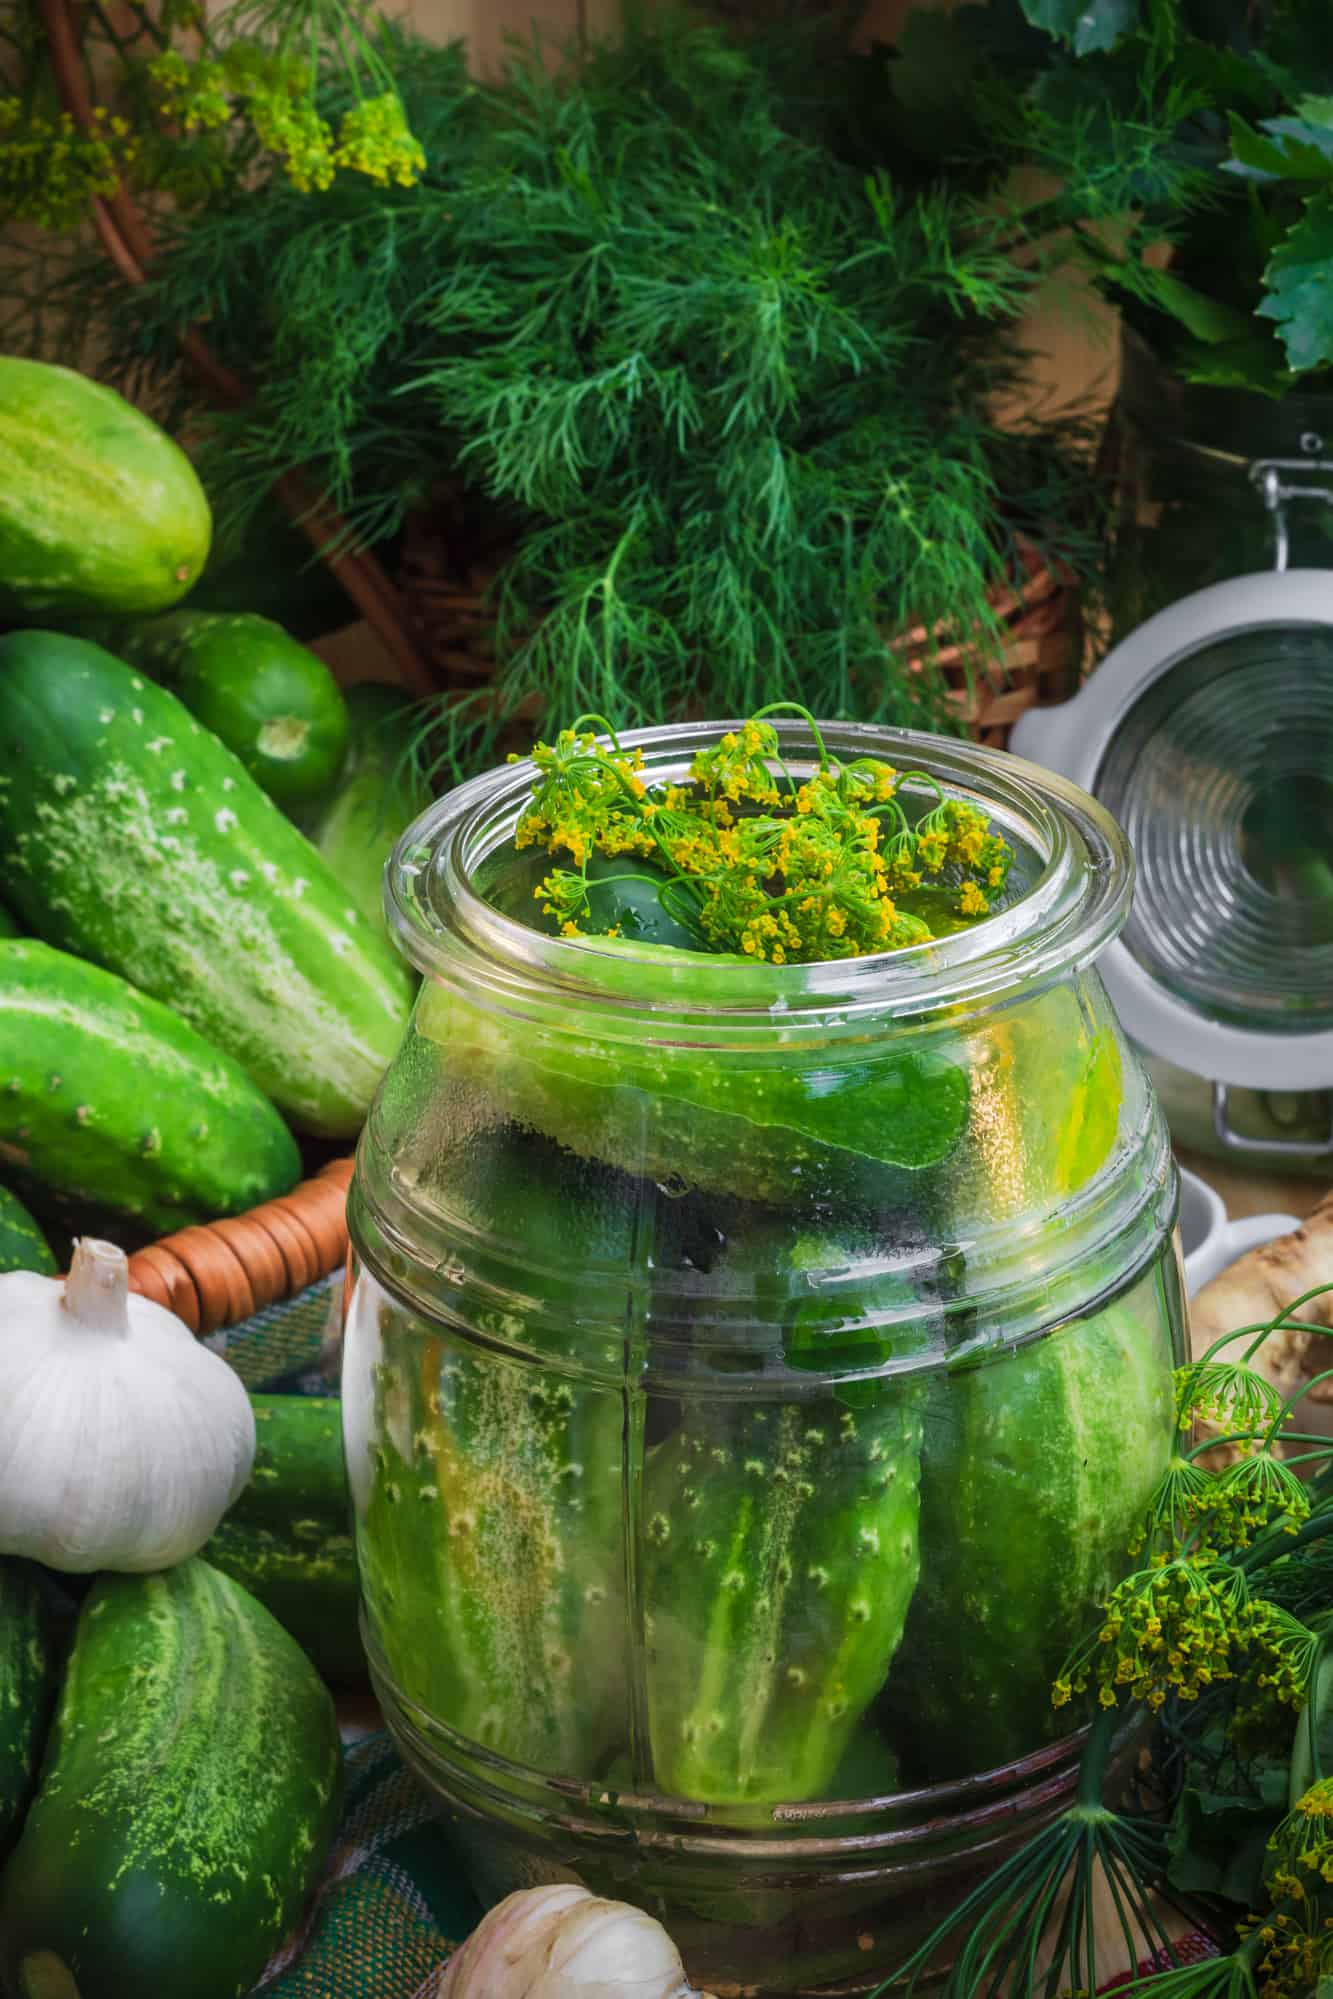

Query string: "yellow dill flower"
[[515, 712, 1010, 961], [334, 92, 426, 189]]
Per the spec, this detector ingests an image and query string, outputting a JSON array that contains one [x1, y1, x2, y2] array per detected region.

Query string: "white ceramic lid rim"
[[1009, 570, 1333, 1090]]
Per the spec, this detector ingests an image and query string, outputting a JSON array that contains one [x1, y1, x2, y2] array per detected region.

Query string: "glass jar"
[[1106, 322, 1333, 640], [343, 720, 1185, 1995]]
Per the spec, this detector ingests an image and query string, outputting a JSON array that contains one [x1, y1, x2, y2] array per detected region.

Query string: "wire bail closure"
[[1250, 440, 1333, 572], [1212, 1081, 1333, 1159]]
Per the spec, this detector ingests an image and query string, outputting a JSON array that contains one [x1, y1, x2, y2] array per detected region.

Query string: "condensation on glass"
[[342, 721, 1186, 1995]]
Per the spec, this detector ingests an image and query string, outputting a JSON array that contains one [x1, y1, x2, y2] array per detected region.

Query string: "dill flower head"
[[334, 92, 425, 187], [1197, 1454, 1311, 1551], [513, 708, 1014, 962], [1176, 1360, 1290, 1437], [1269, 1778, 1333, 1902], [1055, 1557, 1257, 1714], [0, 99, 136, 230]]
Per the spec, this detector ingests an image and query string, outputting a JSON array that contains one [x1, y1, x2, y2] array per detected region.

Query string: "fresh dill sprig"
[[8, 9, 1113, 783], [875, 1282, 1333, 1997]]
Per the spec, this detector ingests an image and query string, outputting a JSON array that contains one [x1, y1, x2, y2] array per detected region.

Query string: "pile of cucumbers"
[[0, 1431, 349, 1991], [0, 358, 431, 1265]]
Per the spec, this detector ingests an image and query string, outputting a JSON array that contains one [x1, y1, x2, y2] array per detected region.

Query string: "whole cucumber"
[[0, 359, 210, 617], [882, 1281, 1177, 1781], [0, 633, 414, 1137], [0, 1184, 55, 1276], [0, 1560, 343, 1999], [308, 682, 431, 933], [0, 939, 300, 1231], [73, 610, 350, 812], [203, 1394, 365, 1687], [0, 1560, 55, 1855]]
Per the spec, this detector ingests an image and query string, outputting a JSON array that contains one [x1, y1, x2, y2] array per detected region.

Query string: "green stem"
[[1240, 1506, 1333, 1575], [1265, 1363, 1333, 1449], [1076, 1705, 1120, 1809], [1184, 1431, 1333, 1460]]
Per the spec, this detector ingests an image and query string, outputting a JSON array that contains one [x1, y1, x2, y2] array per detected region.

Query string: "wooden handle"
[[127, 1158, 355, 1337]]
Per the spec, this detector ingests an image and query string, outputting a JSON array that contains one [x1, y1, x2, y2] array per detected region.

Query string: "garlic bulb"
[[0, 1238, 255, 1572], [438, 1885, 717, 1999]]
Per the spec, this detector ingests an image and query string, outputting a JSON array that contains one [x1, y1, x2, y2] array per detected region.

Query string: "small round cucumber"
[[76, 611, 350, 811]]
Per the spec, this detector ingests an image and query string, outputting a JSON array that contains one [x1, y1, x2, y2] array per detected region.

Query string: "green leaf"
[[1018, 0, 1139, 54], [1259, 190, 1333, 373], [1227, 109, 1333, 185], [1166, 1783, 1285, 1909], [1174, 332, 1291, 397], [1112, 262, 1257, 345]]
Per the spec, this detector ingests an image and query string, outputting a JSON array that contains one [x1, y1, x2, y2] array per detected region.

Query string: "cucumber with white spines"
[[0, 1559, 55, 1853], [0, 1183, 55, 1275], [0, 939, 300, 1230], [0, 632, 415, 1136], [0, 1558, 342, 1999], [883, 1283, 1177, 1780]]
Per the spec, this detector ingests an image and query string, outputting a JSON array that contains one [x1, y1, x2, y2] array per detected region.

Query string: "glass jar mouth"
[[388, 720, 1132, 1024]]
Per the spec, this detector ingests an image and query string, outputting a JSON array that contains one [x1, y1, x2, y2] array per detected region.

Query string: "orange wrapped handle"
[[126, 1158, 355, 1337]]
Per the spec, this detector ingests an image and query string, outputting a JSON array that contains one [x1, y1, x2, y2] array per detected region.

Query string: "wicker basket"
[[397, 516, 1082, 754]]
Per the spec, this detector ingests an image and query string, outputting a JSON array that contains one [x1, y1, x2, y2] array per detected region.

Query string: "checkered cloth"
[[228, 1280, 1217, 1997], [256, 1734, 480, 1999]]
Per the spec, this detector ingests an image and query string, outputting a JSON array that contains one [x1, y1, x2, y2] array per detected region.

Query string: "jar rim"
[[388, 720, 1132, 1023]]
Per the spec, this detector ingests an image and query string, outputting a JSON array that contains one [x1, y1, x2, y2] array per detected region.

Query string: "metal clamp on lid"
[[1250, 449, 1333, 573], [1212, 1082, 1333, 1160]]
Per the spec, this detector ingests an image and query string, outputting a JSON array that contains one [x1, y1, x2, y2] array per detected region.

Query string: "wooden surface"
[[1178, 1146, 1328, 1224]]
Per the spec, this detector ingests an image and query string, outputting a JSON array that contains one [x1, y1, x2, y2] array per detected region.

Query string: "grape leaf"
[[1226, 110, 1333, 183], [1018, 0, 1139, 54], [1166, 1785, 1284, 1910], [1258, 190, 1333, 372]]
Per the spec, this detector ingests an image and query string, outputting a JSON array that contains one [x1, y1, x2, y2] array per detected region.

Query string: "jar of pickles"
[[343, 718, 1184, 1994]]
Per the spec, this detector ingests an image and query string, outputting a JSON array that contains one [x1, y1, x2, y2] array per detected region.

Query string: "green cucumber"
[[641, 1225, 934, 1806], [0, 939, 300, 1231], [353, 1130, 643, 1774], [644, 1383, 924, 1805], [74, 611, 349, 812], [0, 1559, 343, 1999], [0, 633, 415, 1137], [0, 1561, 55, 1855], [203, 1395, 365, 1687], [413, 938, 969, 1205], [308, 682, 431, 933], [0, 1184, 55, 1275], [883, 1269, 1177, 1781], [0, 360, 210, 617]]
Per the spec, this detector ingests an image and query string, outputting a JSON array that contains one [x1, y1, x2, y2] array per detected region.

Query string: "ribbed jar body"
[[344, 721, 1185, 1995]]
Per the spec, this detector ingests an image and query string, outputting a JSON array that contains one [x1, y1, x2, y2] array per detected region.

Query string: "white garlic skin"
[[438, 1884, 717, 1999], [0, 1239, 256, 1573]]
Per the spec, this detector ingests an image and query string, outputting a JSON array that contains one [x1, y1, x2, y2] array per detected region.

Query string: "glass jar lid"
[[1012, 569, 1333, 1092]]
